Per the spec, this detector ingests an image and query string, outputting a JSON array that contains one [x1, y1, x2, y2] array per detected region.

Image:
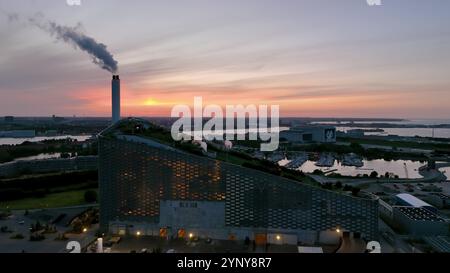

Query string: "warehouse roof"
[[396, 193, 434, 209], [395, 207, 446, 222]]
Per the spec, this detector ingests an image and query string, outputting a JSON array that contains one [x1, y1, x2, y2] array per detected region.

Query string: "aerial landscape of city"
[[0, 0, 450, 263]]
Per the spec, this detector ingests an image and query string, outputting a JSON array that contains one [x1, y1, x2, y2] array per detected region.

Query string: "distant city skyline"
[[0, 0, 449, 118]]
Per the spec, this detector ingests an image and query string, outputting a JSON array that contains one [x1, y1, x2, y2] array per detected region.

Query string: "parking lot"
[[0, 208, 97, 253]]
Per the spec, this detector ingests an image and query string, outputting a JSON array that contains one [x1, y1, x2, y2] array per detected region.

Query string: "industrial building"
[[98, 119, 379, 246], [280, 126, 336, 144], [381, 194, 449, 236], [394, 193, 438, 214], [392, 207, 448, 236]]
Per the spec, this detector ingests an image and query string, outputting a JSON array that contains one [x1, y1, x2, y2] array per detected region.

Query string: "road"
[[337, 237, 366, 253], [378, 219, 420, 253]]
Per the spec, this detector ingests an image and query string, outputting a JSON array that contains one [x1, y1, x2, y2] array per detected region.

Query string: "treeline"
[[0, 139, 98, 163], [0, 122, 107, 135], [0, 170, 98, 201]]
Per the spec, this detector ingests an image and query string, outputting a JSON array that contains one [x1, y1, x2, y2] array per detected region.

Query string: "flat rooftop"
[[395, 206, 446, 222]]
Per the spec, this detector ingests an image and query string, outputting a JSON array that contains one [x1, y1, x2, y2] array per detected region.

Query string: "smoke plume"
[[10, 13, 118, 73]]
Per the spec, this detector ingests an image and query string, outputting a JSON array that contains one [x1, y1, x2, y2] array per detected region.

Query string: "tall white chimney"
[[112, 75, 121, 123]]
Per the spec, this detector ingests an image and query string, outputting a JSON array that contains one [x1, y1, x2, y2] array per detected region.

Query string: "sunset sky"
[[0, 0, 449, 118]]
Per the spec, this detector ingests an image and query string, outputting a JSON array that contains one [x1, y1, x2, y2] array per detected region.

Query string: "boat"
[[267, 152, 285, 163], [285, 154, 308, 169], [342, 153, 364, 167], [315, 154, 335, 167]]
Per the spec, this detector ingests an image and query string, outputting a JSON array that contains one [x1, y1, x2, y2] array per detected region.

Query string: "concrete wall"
[[267, 233, 297, 245], [319, 231, 341, 245], [379, 199, 393, 220]]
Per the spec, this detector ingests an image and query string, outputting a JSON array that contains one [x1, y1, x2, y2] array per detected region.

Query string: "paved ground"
[[378, 219, 421, 253], [107, 236, 339, 254], [0, 208, 96, 253], [336, 237, 366, 253]]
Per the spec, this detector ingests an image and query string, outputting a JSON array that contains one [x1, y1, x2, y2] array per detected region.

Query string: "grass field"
[[0, 189, 97, 210]]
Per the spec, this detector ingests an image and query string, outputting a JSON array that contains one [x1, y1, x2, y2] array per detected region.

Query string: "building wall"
[[280, 131, 304, 143], [393, 208, 449, 236], [159, 200, 225, 230], [99, 136, 378, 240], [280, 127, 336, 144]]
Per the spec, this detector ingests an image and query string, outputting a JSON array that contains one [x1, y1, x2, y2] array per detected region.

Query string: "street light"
[[336, 228, 341, 233], [136, 231, 141, 236], [276, 235, 281, 241], [83, 228, 88, 233], [189, 233, 194, 239]]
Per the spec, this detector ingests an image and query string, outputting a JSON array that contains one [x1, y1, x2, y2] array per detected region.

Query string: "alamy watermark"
[[171, 97, 280, 152], [66, 0, 81, 6], [366, 0, 382, 6], [66, 1, 381, 7]]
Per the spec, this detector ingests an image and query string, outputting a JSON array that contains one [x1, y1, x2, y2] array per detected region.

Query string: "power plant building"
[[98, 119, 378, 245]]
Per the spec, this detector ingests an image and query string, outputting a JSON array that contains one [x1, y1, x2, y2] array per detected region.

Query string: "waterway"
[[0, 135, 93, 146], [12, 153, 62, 162], [337, 127, 450, 139], [279, 159, 425, 179]]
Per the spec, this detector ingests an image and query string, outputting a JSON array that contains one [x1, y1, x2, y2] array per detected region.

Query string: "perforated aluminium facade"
[[99, 133, 379, 240]]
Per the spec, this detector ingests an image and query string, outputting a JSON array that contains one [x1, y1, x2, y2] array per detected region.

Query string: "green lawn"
[[0, 189, 97, 210]]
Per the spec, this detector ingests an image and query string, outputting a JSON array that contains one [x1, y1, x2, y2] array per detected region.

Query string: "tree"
[[349, 142, 364, 153], [343, 185, 352, 191], [245, 236, 250, 246], [352, 187, 361, 197], [370, 171, 379, 178], [84, 190, 98, 203], [313, 169, 324, 175], [335, 181, 343, 189]]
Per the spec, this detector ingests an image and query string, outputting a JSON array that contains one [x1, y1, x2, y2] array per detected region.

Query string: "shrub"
[[84, 190, 98, 203], [11, 233, 25, 240], [352, 187, 361, 196]]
